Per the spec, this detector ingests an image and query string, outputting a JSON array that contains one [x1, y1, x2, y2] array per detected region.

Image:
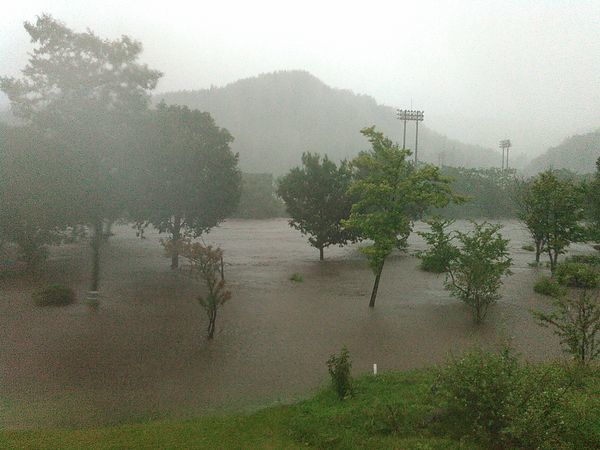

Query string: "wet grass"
[[0, 369, 474, 449]]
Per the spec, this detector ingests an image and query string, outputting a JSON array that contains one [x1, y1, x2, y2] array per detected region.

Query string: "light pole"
[[499, 139, 511, 171], [396, 109, 424, 164]]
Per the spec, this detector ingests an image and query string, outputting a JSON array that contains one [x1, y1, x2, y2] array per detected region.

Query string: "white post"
[[373, 363, 378, 375]]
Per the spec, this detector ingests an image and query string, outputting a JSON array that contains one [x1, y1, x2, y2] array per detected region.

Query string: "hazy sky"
[[1, 0, 599, 158]]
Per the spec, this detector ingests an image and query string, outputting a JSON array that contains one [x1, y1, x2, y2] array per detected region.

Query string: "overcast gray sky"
[[1, 0, 599, 158]]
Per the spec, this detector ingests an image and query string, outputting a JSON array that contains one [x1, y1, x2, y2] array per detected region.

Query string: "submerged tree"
[[445, 223, 512, 324], [521, 171, 584, 273], [534, 289, 600, 365], [1, 14, 162, 290], [133, 103, 241, 269], [344, 127, 459, 307], [171, 239, 231, 340], [277, 153, 358, 260]]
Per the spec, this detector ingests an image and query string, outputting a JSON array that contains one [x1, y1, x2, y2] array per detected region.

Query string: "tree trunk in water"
[[369, 260, 385, 308], [535, 240, 541, 263], [90, 219, 102, 291], [207, 309, 216, 339], [171, 215, 181, 270], [319, 246, 324, 261]]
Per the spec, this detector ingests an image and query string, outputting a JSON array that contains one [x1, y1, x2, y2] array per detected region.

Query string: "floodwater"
[[0, 219, 592, 429]]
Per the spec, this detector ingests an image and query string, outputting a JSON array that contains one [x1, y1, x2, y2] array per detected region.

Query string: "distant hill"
[[156, 71, 502, 174], [526, 130, 600, 175]]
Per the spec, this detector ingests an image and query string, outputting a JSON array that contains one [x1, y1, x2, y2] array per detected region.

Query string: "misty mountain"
[[156, 71, 503, 174], [526, 130, 600, 175]]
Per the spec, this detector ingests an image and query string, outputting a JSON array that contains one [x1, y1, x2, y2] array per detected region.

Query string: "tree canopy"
[[133, 103, 241, 269], [277, 152, 358, 260], [1, 14, 162, 290], [344, 126, 460, 307]]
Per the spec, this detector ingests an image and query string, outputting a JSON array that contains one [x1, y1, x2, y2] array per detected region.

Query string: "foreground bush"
[[326, 346, 353, 399], [433, 348, 595, 449], [33, 284, 76, 307], [534, 276, 566, 297]]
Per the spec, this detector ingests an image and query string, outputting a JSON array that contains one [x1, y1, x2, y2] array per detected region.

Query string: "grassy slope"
[[0, 370, 476, 449]]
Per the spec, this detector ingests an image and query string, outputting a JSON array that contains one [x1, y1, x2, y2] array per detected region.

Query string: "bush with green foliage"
[[289, 273, 303, 282], [33, 284, 76, 307], [521, 244, 535, 252], [555, 262, 599, 289], [534, 289, 600, 365], [417, 217, 458, 273], [433, 348, 582, 448], [445, 222, 512, 323], [534, 276, 567, 297], [326, 347, 353, 400]]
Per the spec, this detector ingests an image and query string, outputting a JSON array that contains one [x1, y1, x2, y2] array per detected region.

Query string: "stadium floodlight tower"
[[396, 109, 424, 165], [499, 139, 512, 171]]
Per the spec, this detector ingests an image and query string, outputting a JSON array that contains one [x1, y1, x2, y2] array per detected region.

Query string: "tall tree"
[[277, 152, 358, 260], [134, 103, 241, 269], [519, 170, 584, 273], [344, 127, 459, 307], [1, 14, 161, 291]]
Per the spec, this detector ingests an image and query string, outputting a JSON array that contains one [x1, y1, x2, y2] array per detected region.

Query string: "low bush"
[[432, 348, 581, 449], [327, 346, 353, 400], [555, 262, 599, 288], [33, 284, 76, 307], [289, 273, 303, 282], [534, 276, 566, 297], [521, 244, 535, 252]]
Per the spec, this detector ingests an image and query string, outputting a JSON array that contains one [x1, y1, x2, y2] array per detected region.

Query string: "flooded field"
[[0, 219, 593, 429]]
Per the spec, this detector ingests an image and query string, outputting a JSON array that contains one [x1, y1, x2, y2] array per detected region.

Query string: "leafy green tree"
[[344, 127, 459, 307], [534, 289, 599, 365], [277, 152, 358, 260], [516, 179, 547, 263], [445, 222, 512, 323], [133, 103, 241, 269], [416, 216, 459, 273], [1, 14, 161, 290], [519, 171, 584, 273]]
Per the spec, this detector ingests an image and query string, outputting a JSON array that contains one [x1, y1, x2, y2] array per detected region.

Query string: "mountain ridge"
[[156, 70, 503, 174]]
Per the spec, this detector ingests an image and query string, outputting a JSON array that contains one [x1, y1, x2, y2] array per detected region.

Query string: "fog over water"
[[2, 0, 599, 159]]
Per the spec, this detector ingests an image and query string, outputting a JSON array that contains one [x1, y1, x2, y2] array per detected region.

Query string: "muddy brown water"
[[0, 219, 592, 429]]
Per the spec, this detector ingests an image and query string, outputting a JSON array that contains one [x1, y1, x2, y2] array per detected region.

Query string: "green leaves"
[[445, 222, 512, 323], [277, 152, 358, 259], [344, 127, 460, 306]]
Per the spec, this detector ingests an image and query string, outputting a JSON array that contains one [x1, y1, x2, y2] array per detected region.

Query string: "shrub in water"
[[533, 276, 566, 298], [555, 262, 599, 288], [33, 284, 76, 307], [290, 273, 303, 282], [326, 346, 353, 399], [521, 244, 535, 252]]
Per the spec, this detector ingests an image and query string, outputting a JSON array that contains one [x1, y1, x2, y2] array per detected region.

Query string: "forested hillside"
[[527, 129, 600, 174], [157, 71, 501, 174]]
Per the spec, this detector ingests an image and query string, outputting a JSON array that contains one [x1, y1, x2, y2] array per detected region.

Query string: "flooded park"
[[0, 218, 590, 429]]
